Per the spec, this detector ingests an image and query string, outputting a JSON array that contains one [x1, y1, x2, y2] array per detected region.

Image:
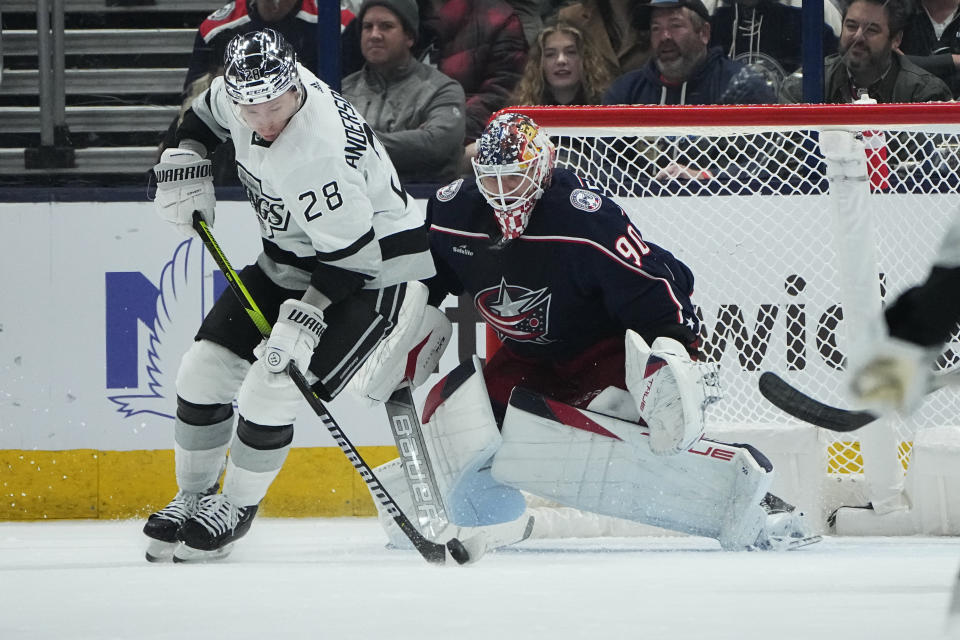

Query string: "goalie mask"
[[224, 28, 299, 105], [472, 113, 556, 241]]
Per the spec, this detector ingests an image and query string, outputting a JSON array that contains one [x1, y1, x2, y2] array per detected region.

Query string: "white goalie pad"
[[412, 356, 526, 527], [347, 282, 451, 404], [491, 388, 773, 549], [418, 355, 525, 527], [371, 457, 535, 562], [625, 331, 722, 456]]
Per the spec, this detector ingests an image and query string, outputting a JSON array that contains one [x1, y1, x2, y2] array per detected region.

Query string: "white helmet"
[[223, 28, 299, 105], [472, 113, 556, 242]]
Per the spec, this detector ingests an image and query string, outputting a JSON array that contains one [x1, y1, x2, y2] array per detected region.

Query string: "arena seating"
[[0, 1, 214, 185]]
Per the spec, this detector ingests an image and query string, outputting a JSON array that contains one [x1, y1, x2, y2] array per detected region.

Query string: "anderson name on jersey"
[[182, 63, 434, 304], [426, 168, 700, 361]]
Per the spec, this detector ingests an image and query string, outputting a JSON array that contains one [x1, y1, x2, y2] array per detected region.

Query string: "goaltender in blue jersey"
[[427, 166, 699, 368], [351, 113, 823, 561]]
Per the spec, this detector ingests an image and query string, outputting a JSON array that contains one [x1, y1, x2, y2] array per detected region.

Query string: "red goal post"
[[481, 103, 960, 534]]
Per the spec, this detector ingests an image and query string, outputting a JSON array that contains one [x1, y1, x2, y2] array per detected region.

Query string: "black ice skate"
[[143, 485, 218, 562], [173, 493, 259, 563]]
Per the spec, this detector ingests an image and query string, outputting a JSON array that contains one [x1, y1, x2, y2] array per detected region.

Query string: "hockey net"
[[499, 103, 960, 532]]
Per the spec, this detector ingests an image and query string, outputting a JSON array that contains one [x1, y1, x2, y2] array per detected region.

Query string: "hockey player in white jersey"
[[143, 29, 435, 562]]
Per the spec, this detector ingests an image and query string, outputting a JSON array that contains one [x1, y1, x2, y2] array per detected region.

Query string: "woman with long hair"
[[511, 21, 613, 106]]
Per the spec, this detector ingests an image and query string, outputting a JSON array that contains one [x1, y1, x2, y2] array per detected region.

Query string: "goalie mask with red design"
[[472, 113, 556, 241]]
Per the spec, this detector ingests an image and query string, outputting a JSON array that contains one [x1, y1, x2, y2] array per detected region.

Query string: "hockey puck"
[[446, 538, 471, 565]]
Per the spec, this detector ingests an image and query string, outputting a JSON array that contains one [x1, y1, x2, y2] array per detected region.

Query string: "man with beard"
[[818, 0, 951, 103], [602, 0, 775, 105]]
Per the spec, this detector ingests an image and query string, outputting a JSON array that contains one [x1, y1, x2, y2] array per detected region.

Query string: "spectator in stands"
[[345, 0, 526, 155], [603, 0, 776, 105], [558, 0, 652, 81], [422, 0, 529, 169], [510, 20, 613, 105], [342, 0, 541, 75], [709, 0, 840, 94], [899, 0, 960, 98], [781, 0, 952, 103], [341, 0, 466, 185]]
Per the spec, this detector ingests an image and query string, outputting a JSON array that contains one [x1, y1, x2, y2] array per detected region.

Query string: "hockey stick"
[[190, 212, 469, 565], [384, 382, 450, 539], [758, 369, 960, 432]]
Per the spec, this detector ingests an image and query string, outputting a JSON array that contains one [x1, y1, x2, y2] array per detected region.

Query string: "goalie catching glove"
[[625, 330, 722, 455], [153, 147, 215, 236], [257, 299, 327, 375]]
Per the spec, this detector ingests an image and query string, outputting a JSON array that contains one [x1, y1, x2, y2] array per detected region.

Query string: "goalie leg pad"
[[371, 457, 532, 559], [347, 282, 451, 404], [419, 355, 524, 527], [491, 388, 772, 547], [625, 331, 722, 456]]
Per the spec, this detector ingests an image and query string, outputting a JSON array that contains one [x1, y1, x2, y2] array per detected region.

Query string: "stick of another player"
[[758, 369, 960, 432], [190, 211, 469, 565]]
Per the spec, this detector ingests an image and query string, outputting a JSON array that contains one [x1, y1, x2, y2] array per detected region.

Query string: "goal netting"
[[501, 103, 960, 535]]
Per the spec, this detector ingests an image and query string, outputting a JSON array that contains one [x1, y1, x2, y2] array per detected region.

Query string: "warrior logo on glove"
[[155, 163, 211, 184], [285, 306, 326, 340]]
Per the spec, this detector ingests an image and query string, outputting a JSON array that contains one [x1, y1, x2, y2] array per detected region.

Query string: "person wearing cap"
[[602, 0, 776, 105], [341, 0, 467, 185]]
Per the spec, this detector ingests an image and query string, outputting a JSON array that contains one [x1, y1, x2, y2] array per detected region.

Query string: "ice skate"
[[143, 485, 218, 562], [173, 493, 259, 563], [753, 493, 822, 551]]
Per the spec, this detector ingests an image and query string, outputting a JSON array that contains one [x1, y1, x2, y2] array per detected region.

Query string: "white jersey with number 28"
[[191, 63, 435, 295]]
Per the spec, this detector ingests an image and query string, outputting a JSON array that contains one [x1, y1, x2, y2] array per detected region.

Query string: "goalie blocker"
[[372, 355, 820, 554]]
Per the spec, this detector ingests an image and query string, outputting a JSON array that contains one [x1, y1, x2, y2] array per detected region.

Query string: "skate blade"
[[145, 539, 177, 563], [172, 542, 235, 563], [787, 534, 823, 550]]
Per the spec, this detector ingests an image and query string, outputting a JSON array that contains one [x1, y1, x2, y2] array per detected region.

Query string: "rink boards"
[[1, 196, 956, 521]]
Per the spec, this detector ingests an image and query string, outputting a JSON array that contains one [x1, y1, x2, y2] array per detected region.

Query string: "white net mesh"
[[508, 105, 960, 481]]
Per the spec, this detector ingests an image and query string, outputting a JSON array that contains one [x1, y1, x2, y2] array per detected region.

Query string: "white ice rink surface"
[[2, 518, 960, 640]]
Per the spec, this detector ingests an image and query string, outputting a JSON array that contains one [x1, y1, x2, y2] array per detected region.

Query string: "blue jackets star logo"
[[475, 278, 554, 344]]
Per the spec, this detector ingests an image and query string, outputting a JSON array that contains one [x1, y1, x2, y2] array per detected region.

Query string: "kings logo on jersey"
[[475, 279, 554, 344], [238, 162, 289, 238]]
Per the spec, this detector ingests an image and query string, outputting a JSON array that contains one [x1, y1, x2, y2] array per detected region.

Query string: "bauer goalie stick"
[[190, 212, 469, 565], [758, 369, 960, 432]]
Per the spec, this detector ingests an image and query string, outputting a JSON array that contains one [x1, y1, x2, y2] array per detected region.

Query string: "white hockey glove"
[[153, 147, 215, 236], [848, 336, 936, 416], [625, 331, 722, 456], [258, 299, 327, 375]]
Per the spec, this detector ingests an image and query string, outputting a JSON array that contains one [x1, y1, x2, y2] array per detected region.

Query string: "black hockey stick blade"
[[758, 371, 876, 432]]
